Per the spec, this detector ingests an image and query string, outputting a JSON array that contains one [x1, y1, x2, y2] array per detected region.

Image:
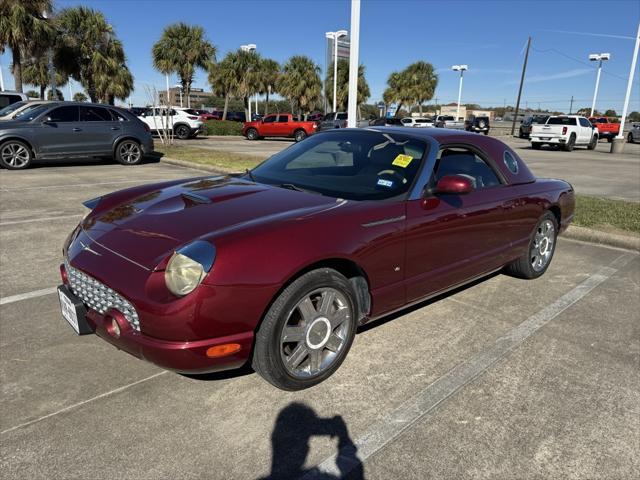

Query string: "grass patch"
[[155, 145, 263, 173], [574, 195, 640, 234]]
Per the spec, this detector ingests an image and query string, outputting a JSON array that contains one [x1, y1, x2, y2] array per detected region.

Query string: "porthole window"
[[503, 151, 519, 174]]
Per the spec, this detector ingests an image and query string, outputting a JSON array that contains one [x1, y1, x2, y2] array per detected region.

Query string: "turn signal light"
[[206, 343, 241, 358]]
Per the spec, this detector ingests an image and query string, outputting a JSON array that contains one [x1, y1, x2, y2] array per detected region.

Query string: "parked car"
[[465, 115, 490, 135], [628, 123, 640, 144], [0, 91, 28, 109], [530, 115, 598, 151], [243, 113, 318, 142], [588, 117, 620, 142], [318, 112, 369, 130], [128, 107, 147, 117], [0, 102, 153, 169], [225, 111, 247, 122], [138, 107, 203, 139], [433, 115, 465, 129], [401, 117, 434, 128], [0, 100, 56, 121], [306, 112, 324, 122], [518, 115, 550, 139], [368, 117, 403, 127], [58, 127, 574, 390], [185, 109, 218, 121]]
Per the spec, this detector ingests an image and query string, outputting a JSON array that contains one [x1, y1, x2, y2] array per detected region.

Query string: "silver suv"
[[0, 102, 154, 170]]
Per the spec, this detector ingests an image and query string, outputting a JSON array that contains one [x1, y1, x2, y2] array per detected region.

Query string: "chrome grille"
[[65, 259, 140, 331]]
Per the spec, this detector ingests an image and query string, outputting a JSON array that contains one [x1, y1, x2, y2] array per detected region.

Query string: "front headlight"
[[164, 240, 216, 297]]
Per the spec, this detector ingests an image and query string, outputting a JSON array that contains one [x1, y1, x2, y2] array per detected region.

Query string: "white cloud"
[[504, 68, 592, 85]]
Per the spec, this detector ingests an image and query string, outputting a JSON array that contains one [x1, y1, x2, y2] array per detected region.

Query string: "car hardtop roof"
[[319, 126, 494, 143]]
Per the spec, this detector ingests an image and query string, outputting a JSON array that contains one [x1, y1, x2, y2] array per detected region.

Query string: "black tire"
[[294, 129, 307, 142], [531, 142, 541, 150], [587, 134, 598, 150], [175, 124, 190, 140], [252, 268, 358, 391], [0, 140, 33, 170], [607, 137, 613, 143], [563, 134, 576, 152], [505, 211, 558, 280], [246, 128, 259, 140], [114, 139, 143, 165], [628, 133, 635, 144]]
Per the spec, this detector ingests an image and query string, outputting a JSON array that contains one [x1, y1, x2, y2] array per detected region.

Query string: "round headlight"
[[165, 252, 205, 296]]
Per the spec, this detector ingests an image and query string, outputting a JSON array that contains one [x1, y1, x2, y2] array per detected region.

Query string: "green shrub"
[[204, 120, 243, 136]]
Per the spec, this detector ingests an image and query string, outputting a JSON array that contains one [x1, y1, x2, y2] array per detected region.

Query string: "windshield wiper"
[[245, 168, 256, 182], [277, 183, 322, 195]]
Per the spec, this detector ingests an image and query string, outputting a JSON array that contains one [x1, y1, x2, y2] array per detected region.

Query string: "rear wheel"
[[607, 137, 613, 143], [587, 134, 598, 150], [563, 134, 576, 152], [175, 125, 190, 140], [531, 142, 541, 150], [252, 268, 357, 390], [246, 128, 259, 140], [294, 129, 307, 142], [0, 140, 33, 170], [115, 140, 143, 165], [505, 212, 558, 279]]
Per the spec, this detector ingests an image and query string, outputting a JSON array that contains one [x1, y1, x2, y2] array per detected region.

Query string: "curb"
[[563, 225, 640, 251], [160, 157, 640, 252]]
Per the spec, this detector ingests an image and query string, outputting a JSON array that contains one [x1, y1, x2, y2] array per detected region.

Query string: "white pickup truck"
[[530, 115, 598, 152], [433, 115, 465, 129]]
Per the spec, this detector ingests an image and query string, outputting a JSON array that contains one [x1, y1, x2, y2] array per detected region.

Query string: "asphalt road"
[[1, 161, 639, 479], [182, 134, 640, 202]]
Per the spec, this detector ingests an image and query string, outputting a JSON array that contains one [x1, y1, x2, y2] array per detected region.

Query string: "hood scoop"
[[181, 191, 212, 205]]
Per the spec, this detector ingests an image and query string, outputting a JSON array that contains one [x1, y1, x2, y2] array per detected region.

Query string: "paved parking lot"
[[183, 134, 640, 202], [1, 161, 639, 479]]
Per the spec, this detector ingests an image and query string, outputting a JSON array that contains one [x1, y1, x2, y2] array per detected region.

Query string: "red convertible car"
[[58, 128, 574, 390]]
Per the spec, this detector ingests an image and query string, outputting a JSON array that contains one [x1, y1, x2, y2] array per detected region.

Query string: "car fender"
[[111, 134, 144, 152], [0, 134, 38, 156]]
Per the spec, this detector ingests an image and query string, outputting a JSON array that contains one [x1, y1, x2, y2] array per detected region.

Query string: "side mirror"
[[434, 175, 474, 195]]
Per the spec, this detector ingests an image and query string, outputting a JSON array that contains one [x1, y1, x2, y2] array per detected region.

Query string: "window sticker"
[[377, 178, 394, 188], [392, 154, 413, 168]]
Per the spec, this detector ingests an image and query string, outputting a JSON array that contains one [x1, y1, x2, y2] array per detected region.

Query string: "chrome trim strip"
[[361, 215, 406, 227]]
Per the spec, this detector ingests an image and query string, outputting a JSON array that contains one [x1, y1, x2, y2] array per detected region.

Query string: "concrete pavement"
[[1, 161, 638, 479]]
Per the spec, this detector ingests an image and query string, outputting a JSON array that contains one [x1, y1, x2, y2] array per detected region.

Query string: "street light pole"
[[241, 44, 257, 120], [451, 65, 468, 120], [347, 1, 360, 127], [589, 53, 610, 117], [325, 30, 348, 113], [0, 58, 5, 91], [615, 22, 640, 146], [42, 9, 57, 100]]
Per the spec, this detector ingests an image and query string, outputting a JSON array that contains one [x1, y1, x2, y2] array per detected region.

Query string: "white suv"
[[138, 107, 204, 139]]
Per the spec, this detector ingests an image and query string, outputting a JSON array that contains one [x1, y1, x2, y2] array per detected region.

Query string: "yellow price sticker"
[[392, 154, 413, 168]]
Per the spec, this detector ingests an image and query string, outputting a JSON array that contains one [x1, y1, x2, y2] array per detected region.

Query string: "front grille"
[[65, 259, 140, 331]]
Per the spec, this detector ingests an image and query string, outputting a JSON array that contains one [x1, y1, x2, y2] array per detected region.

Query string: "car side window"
[[48, 106, 79, 122], [263, 115, 277, 123], [337, 113, 348, 120], [433, 146, 501, 189], [80, 106, 112, 122], [277, 115, 289, 123], [109, 109, 128, 121], [579, 118, 591, 127]]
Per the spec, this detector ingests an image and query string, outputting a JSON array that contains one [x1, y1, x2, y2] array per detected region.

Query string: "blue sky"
[[2, 0, 639, 113]]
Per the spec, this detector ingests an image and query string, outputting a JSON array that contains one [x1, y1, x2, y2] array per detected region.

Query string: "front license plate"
[[58, 286, 92, 335]]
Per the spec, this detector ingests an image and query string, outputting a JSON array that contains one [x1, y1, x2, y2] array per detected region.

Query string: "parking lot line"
[[0, 371, 167, 435], [302, 251, 637, 480], [0, 214, 82, 226], [0, 287, 58, 306], [0, 178, 178, 191]]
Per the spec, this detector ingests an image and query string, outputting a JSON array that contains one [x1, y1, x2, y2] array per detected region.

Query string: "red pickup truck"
[[588, 117, 620, 142], [243, 113, 318, 142]]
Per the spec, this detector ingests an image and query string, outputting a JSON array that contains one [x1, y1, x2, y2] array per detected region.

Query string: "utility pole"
[[511, 36, 531, 136], [569, 96, 574, 114]]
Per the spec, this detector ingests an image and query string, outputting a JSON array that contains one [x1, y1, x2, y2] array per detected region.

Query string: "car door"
[[404, 144, 513, 303], [35, 105, 81, 157], [79, 105, 122, 155], [276, 115, 291, 135], [260, 115, 278, 136], [578, 117, 592, 143]]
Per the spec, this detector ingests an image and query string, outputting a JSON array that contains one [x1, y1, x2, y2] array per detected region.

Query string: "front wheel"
[[294, 129, 307, 142], [246, 128, 259, 140], [0, 140, 33, 170], [629, 133, 635, 144], [563, 134, 576, 152], [252, 268, 357, 390], [505, 212, 558, 279], [115, 140, 143, 165]]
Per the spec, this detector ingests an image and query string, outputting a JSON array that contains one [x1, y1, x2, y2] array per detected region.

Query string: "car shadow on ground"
[[257, 402, 365, 480], [24, 154, 162, 169]]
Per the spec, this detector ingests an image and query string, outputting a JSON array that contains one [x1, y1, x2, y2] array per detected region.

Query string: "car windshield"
[[250, 130, 428, 201], [0, 101, 28, 116], [13, 104, 50, 122]]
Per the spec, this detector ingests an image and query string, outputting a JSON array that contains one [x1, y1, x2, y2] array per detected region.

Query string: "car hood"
[[81, 175, 338, 270]]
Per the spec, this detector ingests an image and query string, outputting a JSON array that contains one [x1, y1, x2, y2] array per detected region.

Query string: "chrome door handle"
[[72, 128, 82, 132]]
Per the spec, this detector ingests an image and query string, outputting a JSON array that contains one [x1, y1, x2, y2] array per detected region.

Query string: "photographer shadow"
[[259, 402, 365, 480]]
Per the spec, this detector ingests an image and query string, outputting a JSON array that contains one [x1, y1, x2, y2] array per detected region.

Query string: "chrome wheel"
[[118, 142, 141, 164], [1, 142, 30, 168], [531, 219, 555, 272], [280, 287, 352, 378]]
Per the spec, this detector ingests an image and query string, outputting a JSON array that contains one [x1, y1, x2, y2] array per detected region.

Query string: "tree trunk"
[[222, 93, 229, 120], [108, 94, 115, 105], [87, 78, 97, 103], [265, 90, 269, 116], [186, 82, 191, 108], [40, 84, 46, 100], [419, 103, 423, 115], [244, 96, 249, 121], [12, 47, 23, 92]]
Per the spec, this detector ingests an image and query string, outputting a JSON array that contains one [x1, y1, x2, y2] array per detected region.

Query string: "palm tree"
[[0, 0, 54, 93], [325, 59, 370, 111], [152, 23, 215, 108], [383, 71, 411, 117], [403, 61, 438, 115], [257, 58, 280, 115], [55, 6, 130, 103], [21, 51, 68, 99], [208, 54, 237, 120], [73, 91, 87, 102], [277, 55, 321, 118]]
